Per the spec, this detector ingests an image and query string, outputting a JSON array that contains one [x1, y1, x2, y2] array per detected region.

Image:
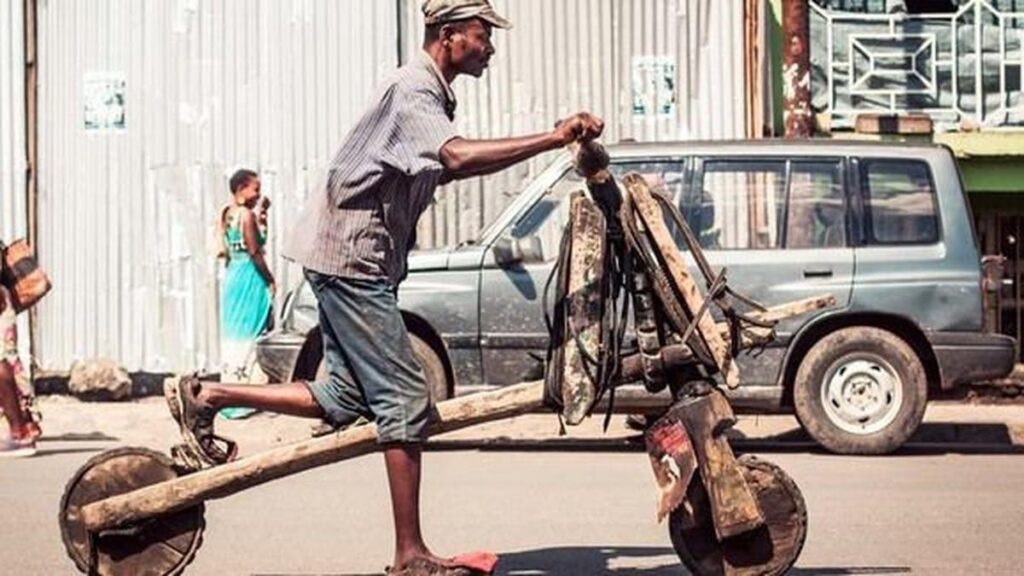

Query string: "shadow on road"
[[41, 432, 119, 442], [431, 422, 1022, 456], [790, 568, 911, 575], [33, 446, 106, 458], [496, 545, 683, 575]]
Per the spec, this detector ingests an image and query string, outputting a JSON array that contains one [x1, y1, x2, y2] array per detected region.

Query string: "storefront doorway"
[[975, 210, 1023, 362]]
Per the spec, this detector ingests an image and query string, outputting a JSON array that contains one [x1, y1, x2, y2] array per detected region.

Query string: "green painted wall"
[[959, 158, 1024, 195]]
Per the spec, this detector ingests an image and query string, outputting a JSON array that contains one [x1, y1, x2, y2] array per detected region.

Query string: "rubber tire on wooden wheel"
[[793, 326, 927, 455], [315, 332, 449, 402], [59, 447, 205, 576], [669, 455, 808, 576]]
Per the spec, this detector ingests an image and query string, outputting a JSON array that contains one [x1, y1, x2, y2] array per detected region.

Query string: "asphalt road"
[[5, 436, 1024, 575]]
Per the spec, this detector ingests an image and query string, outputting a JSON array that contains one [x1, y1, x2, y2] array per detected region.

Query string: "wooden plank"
[[670, 390, 764, 540], [623, 174, 741, 387], [743, 294, 834, 324], [717, 294, 836, 348], [81, 381, 546, 532]]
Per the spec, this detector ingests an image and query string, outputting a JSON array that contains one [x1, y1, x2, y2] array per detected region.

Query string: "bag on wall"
[[0, 239, 52, 313]]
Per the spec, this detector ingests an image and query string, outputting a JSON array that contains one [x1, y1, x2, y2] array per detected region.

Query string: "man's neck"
[[424, 44, 457, 84]]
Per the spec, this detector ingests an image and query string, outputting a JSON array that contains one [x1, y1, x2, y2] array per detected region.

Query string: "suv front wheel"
[[793, 327, 927, 455], [314, 332, 450, 403]]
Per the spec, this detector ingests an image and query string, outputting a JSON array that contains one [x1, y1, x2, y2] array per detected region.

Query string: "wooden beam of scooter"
[[80, 381, 546, 533], [721, 294, 837, 347]]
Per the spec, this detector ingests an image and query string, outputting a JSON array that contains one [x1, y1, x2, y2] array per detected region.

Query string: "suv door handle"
[[803, 268, 833, 278]]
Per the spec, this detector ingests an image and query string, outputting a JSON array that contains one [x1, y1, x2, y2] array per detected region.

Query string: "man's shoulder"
[[382, 63, 445, 99]]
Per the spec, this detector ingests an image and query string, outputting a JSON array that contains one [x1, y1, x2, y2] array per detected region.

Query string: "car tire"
[[793, 326, 927, 455], [314, 332, 450, 403], [408, 333, 451, 403]]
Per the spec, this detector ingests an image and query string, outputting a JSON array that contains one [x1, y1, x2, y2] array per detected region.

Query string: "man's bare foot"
[[392, 547, 450, 572], [389, 550, 498, 575]]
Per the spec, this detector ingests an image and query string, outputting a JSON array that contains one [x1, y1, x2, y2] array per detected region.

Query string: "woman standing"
[[217, 169, 275, 417]]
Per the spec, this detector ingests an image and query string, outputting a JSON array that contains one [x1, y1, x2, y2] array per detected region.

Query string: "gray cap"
[[422, 0, 513, 29]]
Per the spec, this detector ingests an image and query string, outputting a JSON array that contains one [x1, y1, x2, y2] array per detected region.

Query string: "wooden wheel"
[[669, 454, 807, 576], [59, 447, 205, 576]]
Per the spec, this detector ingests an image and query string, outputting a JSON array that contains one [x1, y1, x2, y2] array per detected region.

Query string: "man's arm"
[[439, 112, 603, 184]]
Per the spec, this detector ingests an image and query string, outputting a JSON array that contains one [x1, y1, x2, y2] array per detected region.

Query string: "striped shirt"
[[284, 52, 459, 286]]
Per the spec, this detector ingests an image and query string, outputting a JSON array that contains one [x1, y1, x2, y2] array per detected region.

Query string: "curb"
[[33, 371, 209, 399]]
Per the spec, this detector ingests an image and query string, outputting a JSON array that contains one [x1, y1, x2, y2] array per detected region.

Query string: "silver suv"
[[258, 140, 1016, 454]]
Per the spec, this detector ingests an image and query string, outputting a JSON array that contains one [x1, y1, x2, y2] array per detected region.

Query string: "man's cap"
[[422, 0, 513, 29]]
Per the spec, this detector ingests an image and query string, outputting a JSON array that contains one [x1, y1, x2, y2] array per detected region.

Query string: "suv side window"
[[698, 160, 786, 250], [509, 159, 687, 262], [786, 161, 846, 249], [861, 160, 939, 245]]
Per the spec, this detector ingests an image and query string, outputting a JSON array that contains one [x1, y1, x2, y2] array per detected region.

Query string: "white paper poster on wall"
[[83, 72, 127, 132], [631, 56, 677, 118]]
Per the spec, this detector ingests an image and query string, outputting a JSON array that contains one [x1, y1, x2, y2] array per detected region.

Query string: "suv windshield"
[[473, 153, 570, 244]]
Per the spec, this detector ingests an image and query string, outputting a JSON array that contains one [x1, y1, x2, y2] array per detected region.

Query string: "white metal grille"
[[812, 0, 1024, 129]]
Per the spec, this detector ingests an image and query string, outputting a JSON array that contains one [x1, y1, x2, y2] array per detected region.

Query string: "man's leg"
[[311, 274, 441, 569], [385, 443, 447, 569], [195, 380, 323, 419]]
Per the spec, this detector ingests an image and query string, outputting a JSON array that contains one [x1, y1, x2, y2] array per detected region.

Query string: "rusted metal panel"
[[559, 192, 606, 425], [782, 0, 813, 137]]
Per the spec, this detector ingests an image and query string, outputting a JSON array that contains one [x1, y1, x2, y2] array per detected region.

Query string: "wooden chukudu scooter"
[[58, 140, 831, 576]]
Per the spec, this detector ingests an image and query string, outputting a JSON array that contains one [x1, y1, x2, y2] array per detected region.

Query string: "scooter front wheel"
[[669, 454, 807, 576]]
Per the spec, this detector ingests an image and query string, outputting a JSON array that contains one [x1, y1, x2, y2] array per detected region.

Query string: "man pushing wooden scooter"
[[59, 139, 831, 575]]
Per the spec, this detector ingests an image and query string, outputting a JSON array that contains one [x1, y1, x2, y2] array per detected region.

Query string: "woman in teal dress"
[[218, 169, 275, 417]]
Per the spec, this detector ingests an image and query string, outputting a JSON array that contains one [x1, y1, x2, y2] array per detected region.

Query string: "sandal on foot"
[[164, 375, 238, 467], [170, 442, 204, 472]]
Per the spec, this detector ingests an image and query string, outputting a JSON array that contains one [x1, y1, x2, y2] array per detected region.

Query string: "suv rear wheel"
[[793, 327, 927, 455], [314, 332, 450, 403]]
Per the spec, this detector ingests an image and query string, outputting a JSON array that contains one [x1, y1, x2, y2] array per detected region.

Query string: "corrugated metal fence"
[[31, 0, 750, 372], [0, 0, 31, 369], [35, 0, 398, 371], [408, 0, 749, 248]]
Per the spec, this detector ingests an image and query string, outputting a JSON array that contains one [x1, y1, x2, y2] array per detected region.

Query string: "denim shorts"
[[304, 270, 432, 444]]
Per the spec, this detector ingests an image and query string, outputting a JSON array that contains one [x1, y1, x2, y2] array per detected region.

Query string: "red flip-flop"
[[386, 552, 498, 576], [449, 551, 498, 573]]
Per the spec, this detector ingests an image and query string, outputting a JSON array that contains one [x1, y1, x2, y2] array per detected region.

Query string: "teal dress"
[[220, 207, 272, 385]]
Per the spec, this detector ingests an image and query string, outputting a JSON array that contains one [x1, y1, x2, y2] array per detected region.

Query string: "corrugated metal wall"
[[1, 1, 27, 240], [406, 0, 749, 248], [35, 0, 398, 371], [0, 0, 31, 369], [34, 0, 750, 373]]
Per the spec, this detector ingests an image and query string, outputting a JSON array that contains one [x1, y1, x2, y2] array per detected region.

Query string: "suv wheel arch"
[[793, 326, 928, 454], [779, 312, 941, 409], [291, 314, 454, 400]]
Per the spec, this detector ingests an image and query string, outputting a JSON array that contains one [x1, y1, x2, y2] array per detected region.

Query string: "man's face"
[[446, 19, 495, 78]]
